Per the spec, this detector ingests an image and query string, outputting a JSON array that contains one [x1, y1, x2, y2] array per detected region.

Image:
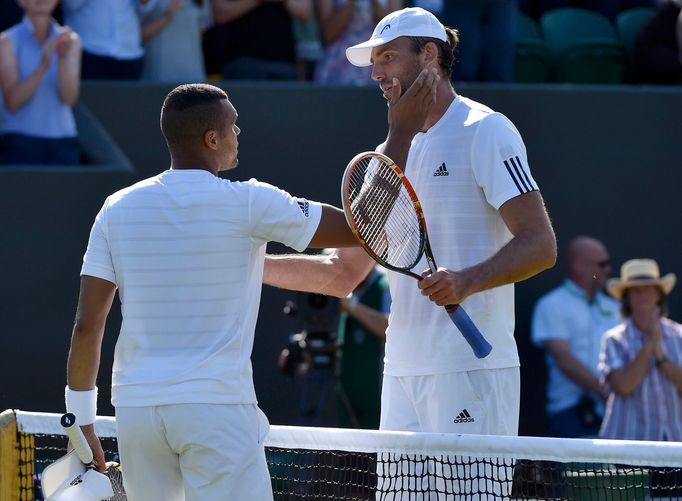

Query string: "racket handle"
[[444, 305, 492, 359], [61, 412, 94, 466]]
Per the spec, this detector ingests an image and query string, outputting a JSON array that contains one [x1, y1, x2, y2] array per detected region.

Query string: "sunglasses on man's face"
[[596, 260, 611, 268]]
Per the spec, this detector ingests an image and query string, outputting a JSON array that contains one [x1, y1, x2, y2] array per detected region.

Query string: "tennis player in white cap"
[[265, 7, 556, 497]]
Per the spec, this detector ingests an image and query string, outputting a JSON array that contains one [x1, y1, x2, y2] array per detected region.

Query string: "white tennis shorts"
[[115, 403, 273, 501], [380, 367, 520, 435]]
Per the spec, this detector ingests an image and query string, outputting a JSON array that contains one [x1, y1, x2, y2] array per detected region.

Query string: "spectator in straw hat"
[[598, 258, 682, 441]]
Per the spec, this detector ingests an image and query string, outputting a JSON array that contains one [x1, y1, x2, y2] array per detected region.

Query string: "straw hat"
[[606, 259, 676, 300]]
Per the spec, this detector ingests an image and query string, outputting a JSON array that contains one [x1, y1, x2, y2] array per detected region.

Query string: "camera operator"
[[337, 265, 390, 429]]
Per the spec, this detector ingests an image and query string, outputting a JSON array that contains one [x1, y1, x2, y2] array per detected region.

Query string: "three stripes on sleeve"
[[503, 156, 536, 194]]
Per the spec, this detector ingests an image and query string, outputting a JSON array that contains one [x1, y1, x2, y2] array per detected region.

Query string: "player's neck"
[[422, 84, 456, 132], [170, 155, 220, 176]]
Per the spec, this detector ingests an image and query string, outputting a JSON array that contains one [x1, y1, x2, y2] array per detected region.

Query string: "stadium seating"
[[616, 7, 655, 68], [514, 12, 552, 82], [540, 7, 626, 83]]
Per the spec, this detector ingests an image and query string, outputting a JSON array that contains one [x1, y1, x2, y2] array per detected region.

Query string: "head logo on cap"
[[345, 7, 448, 67]]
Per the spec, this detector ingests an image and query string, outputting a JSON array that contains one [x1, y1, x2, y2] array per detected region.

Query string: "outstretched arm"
[[265, 247, 374, 297], [66, 275, 116, 473], [418, 190, 557, 305]]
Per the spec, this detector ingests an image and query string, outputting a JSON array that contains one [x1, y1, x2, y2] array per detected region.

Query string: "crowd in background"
[[1, 0, 680, 165]]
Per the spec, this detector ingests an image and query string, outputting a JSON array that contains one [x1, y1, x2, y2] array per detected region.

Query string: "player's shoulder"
[[459, 96, 517, 132], [107, 174, 162, 203]]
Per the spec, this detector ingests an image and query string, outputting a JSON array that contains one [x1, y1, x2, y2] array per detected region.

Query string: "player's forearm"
[[265, 253, 355, 297], [67, 322, 104, 390], [381, 129, 415, 174], [461, 226, 556, 298]]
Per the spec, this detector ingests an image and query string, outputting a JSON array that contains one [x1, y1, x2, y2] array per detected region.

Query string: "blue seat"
[[514, 12, 551, 82], [540, 7, 626, 83], [616, 7, 655, 63]]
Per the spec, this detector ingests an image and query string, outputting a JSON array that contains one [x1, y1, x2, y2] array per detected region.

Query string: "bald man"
[[531, 236, 621, 438]]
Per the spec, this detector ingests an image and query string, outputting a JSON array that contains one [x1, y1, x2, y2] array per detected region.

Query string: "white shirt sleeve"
[[470, 112, 538, 210], [80, 199, 117, 284], [247, 179, 322, 252]]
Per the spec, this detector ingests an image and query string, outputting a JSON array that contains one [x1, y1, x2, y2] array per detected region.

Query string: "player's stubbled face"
[[220, 100, 240, 171], [370, 37, 424, 103]]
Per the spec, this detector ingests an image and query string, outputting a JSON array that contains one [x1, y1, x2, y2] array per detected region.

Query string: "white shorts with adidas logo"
[[379, 367, 520, 435]]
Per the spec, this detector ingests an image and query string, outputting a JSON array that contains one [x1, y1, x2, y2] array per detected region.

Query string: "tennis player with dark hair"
[[265, 7, 556, 440], [64, 82, 372, 500]]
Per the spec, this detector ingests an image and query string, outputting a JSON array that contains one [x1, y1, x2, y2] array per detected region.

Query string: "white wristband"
[[65, 386, 98, 425]]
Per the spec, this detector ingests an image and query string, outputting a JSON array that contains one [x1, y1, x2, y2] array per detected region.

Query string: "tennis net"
[[2, 409, 682, 500]]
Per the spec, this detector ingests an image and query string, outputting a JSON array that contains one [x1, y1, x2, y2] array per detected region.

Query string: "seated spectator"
[[204, 0, 312, 81], [0, 0, 81, 165], [599, 258, 682, 441], [61, 0, 151, 80], [314, 0, 402, 86], [440, 0, 517, 82], [140, 0, 213, 83], [634, 0, 682, 84]]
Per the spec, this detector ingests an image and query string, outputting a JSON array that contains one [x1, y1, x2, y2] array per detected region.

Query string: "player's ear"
[[203, 129, 218, 150], [423, 41, 439, 70]]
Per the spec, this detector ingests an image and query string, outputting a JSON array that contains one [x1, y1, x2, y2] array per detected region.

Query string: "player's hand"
[[67, 424, 106, 473], [417, 267, 471, 306], [387, 67, 439, 138]]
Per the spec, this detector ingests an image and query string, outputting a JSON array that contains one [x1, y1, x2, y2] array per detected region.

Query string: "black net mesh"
[[16, 430, 682, 501]]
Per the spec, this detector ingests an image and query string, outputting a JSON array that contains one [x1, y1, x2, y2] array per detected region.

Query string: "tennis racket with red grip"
[[341, 151, 492, 359]]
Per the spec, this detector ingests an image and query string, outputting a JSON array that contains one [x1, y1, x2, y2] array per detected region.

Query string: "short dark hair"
[[621, 287, 669, 317], [409, 27, 459, 78], [160, 84, 229, 150]]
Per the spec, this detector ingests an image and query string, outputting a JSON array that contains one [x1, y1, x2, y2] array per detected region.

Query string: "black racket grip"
[[444, 305, 492, 358]]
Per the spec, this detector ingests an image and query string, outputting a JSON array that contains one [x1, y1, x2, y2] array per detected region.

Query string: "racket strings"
[[347, 158, 422, 269]]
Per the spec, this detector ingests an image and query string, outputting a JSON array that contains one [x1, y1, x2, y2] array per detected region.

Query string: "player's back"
[[96, 169, 268, 407]]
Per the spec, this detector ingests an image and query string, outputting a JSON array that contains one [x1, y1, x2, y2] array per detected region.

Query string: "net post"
[[0, 409, 28, 501]]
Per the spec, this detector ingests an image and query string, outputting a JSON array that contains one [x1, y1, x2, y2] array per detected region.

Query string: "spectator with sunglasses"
[[531, 236, 621, 438]]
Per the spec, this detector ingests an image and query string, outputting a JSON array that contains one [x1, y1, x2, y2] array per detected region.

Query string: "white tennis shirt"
[[383, 95, 538, 375], [81, 169, 321, 407]]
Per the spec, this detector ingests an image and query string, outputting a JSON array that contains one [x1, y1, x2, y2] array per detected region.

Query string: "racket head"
[[341, 151, 426, 278]]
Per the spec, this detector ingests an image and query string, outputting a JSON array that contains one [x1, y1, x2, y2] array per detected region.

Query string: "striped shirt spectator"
[[599, 259, 682, 441]]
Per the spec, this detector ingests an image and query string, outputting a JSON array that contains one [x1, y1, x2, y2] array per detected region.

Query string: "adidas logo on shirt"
[[433, 163, 449, 176], [297, 200, 310, 217], [453, 408, 474, 424]]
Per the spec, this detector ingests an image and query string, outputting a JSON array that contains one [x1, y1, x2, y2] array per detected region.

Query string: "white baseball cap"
[[346, 7, 448, 67]]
